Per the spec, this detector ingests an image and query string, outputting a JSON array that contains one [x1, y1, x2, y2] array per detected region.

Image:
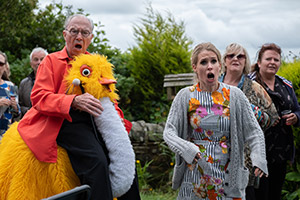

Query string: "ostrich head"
[[65, 54, 119, 102]]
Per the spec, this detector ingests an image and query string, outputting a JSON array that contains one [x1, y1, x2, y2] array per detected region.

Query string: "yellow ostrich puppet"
[[0, 54, 135, 199]]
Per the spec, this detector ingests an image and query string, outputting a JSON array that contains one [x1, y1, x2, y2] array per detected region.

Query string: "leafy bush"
[[114, 73, 135, 120], [109, 51, 135, 118], [282, 162, 300, 200], [0, 0, 38, 59], [4, 1, 118, 90], [278, 60, 300, 101], [9, 52, 32, 86], [127, 5, 192, 122], [277, 60, 300, 198]]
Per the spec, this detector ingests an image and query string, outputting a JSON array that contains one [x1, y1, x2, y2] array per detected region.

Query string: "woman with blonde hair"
[[164, 42, 268, 199], [219, 43, 279, 199]]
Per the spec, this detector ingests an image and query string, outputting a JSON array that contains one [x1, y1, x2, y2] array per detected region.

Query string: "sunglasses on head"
[[226, 54, 246, 60], [0, 61, 6, 67]]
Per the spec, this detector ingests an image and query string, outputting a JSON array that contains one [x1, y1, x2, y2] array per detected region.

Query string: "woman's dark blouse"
[[264, 76, 297, 163]]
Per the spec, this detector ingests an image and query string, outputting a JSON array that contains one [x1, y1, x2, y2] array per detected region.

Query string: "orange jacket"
[[18, 47, 131, 163]]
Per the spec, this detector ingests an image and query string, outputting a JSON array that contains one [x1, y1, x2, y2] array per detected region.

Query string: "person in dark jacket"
[[249, 43, 300, 200], [18, 47, 47, 118]]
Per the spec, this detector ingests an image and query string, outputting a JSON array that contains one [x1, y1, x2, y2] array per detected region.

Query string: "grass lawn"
[[140, 190, 177, 200]]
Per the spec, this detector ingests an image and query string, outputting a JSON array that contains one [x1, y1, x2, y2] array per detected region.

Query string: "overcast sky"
[[38, 0, 300, 63]]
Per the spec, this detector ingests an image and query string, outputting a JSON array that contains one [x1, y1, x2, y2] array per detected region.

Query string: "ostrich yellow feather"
[[0, 54, 121, 199], [0, 122, 80, 200], [65, 54, 119, 101]]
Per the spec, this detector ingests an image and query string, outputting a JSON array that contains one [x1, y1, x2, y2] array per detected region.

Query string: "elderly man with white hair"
[[18, 47, 48, 117]]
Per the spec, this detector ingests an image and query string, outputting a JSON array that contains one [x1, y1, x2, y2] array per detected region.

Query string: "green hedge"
[[277, 60, 300, 199]]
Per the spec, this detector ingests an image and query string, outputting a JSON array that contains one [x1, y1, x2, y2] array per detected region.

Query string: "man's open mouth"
[[75, 44, 82, 49]]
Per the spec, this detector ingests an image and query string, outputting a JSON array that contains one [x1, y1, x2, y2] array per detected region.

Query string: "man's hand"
[[71, 93, 104, 117]]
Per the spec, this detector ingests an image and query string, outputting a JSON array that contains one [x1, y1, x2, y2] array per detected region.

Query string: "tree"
[[29, 3, 73, 53], [4, 1, 113, 86], [7, 2, 74, 85], [0, 0, 38, 59], [128, 5, 193, 122], [111, 51, 135, 119]]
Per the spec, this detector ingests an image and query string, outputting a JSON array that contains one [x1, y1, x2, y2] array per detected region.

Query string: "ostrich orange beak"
[[99, 77, 117, 92]]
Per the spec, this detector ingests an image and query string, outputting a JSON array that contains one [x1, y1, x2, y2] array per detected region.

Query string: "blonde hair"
[[191, 42, 221, 66], [191, 42, 222, 83], [0, 51, 7, 63], [2, 62, 10, 81], [222, 43, 251, 75], [0, 51, 10, 80]]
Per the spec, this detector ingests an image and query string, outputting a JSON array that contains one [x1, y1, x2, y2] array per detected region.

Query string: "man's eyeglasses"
[[66, 28, 91, 38], [0, 61, 6, 67], [226, 54, 246, 60]]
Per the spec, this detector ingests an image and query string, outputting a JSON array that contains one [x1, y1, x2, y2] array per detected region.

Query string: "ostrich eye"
[[80, 65, 92, 77], [82, 69, 91, 76]]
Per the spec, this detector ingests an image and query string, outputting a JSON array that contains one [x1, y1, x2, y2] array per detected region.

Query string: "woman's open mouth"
[[207, 73, 215, 80]]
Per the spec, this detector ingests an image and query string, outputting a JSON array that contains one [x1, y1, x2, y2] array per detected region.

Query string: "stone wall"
[[129, 120, 173, 188], [129, 120, 165, 162]]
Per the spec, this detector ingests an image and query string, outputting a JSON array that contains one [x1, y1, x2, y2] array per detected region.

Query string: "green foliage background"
[[1, 1, 193, 124], [277, 60, 300, 199], [127, 6, 193, 122], [278, 61, 300, 101], [2, 1, 300, 197]]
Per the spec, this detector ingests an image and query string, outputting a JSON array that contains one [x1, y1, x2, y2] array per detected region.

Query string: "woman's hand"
[[194, 152, 202, 163], [0, 98, 11, 107], [272, 117, 280, 126], [282, 113, 298, 126], [10, 96, 18, 111], [254, 167, 267, 178]]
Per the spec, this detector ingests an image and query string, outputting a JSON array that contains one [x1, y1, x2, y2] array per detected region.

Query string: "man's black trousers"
[[57, 109, 141, 200]]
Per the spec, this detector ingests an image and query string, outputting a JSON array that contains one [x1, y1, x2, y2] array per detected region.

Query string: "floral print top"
[[177, 82, 231, 200], [0, 81, 20, 136]]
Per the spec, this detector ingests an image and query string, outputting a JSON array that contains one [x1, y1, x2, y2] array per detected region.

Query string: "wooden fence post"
[[163, 73, 194, 100]]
